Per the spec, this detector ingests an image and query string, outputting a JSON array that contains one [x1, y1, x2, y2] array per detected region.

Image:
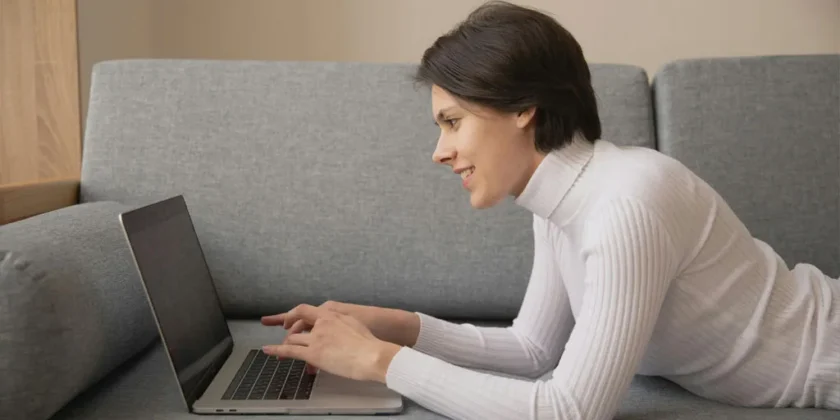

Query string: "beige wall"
[[77, 0, 840, 119]]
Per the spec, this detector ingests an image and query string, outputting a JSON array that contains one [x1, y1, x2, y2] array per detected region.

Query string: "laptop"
[[118, 195, 404, 415]]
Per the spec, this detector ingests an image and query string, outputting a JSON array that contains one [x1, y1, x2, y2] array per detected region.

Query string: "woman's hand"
[[261, 304, 402, 383], [261, 300, 420, 347]]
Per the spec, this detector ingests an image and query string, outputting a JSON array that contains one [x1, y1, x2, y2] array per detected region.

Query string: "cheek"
[[481, 126, 526, 195], [471, 127, 514, 169], [465, 139, 506, 192], [459, 120, 520, 188], [453, 128, 480, 165]]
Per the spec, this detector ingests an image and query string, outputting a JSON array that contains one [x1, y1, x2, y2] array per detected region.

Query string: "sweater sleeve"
[[385, 199, 678, 420], [409, 216, 576, 378]]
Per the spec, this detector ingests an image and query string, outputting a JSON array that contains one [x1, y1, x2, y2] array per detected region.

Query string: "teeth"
[[460, 167, 474, 180]]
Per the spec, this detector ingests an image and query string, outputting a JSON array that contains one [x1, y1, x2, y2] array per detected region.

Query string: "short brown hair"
[[415, 1, 601, 153]]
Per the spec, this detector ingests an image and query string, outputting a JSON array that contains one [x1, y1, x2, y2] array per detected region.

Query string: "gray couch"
[[1, 54, 838, 420]]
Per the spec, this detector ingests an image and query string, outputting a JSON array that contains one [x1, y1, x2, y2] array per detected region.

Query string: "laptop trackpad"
[[312, 372, 401, 406]]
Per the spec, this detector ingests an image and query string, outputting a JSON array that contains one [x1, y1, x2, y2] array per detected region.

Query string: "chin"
[[469, 191, 503, 209]]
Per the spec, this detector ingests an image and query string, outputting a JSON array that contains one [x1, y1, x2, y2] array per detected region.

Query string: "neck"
[[512, 152, 548, 198], [514, 135, 595, 222]]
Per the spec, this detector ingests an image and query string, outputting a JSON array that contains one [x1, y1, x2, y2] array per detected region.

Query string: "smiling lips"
[[457, 166, 475, 187]]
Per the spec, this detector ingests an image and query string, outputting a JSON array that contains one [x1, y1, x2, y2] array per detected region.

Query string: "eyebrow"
[[434, 106, 456, 126]]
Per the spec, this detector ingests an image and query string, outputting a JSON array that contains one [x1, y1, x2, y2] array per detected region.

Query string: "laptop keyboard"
[[222, 349, 316, 400]]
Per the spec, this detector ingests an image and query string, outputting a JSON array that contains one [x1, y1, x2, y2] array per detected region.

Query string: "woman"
[[261, 2, 840, 419]]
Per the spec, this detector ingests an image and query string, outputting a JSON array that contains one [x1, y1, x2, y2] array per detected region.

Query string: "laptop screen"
[[120, 195, 233, 407]]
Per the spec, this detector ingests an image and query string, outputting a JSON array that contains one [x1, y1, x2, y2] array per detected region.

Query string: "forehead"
[[430, 85, 460, 114]]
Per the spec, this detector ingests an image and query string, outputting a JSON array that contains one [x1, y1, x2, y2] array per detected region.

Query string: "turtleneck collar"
[[514, 134, 595, 222]]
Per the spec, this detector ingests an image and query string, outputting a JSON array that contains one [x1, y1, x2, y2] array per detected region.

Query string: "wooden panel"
[[33, 0, 82, 179], [0, 178, 79, 225], [0, 0, 81, 185], [0, 0, 38, 183]]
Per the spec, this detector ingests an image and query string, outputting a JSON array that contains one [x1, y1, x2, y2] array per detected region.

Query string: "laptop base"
[[193, 345, 403, 415]]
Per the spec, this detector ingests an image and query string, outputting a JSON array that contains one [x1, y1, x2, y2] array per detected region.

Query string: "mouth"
[[460, 166, 475, 185]]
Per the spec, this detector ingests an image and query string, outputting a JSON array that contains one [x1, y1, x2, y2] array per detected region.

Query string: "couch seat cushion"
[[52, 320, 838, 420]]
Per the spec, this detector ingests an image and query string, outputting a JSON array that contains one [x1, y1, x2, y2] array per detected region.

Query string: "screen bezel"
[[119, 195, 234, 409]]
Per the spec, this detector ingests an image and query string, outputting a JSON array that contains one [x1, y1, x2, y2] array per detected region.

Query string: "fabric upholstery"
[[653, 54, 840, 277], [79, 59, 655, 319], [51, 321, 838, 420], [0, 202, 157, 420]]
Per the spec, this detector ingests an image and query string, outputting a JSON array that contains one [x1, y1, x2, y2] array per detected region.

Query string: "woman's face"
[[431, 85, 544, 209]]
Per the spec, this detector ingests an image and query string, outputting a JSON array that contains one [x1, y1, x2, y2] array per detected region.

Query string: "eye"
[[445, 118, 460, 128]]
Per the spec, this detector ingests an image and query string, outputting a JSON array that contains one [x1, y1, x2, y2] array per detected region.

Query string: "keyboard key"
[[279, 384, 297, 400], [222, 350, 258, 400], [294, 374, 316, 400]]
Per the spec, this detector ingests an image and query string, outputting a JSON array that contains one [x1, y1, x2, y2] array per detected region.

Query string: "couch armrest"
[[0, 178, 80, 225], [0, 201, 158, 420]]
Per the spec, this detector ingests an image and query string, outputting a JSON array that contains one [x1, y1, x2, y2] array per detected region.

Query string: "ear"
[[515, 107, 537, 129]]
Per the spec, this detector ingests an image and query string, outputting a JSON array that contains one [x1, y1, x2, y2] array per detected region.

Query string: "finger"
[[262, 344, 308, 361], [305, 364, 319, 375], [288, 304, 332, 326], [284, 310, 298, 329], [282, 304, 319, 329], [261, 313, 286, 326], [288, 319, 310, 335], [284, 333, 314, 347]]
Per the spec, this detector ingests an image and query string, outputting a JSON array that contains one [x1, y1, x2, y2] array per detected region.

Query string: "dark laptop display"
[[120, 196, 233, 406]]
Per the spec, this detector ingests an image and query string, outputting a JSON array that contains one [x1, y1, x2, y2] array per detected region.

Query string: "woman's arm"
[[409, 216, 576, 378], [385, 199, 678, 420]]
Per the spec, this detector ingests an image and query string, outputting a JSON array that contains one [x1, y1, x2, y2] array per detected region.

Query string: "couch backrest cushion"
[[80, 59, 655, 319], [654, 54, 840, 277]]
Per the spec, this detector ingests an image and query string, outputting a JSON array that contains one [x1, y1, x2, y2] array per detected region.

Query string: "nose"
[[432, 134, 456, 165]]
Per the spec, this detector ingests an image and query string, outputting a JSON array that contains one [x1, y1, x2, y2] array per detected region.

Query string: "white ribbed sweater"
[[384, 138, 840, 420]]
